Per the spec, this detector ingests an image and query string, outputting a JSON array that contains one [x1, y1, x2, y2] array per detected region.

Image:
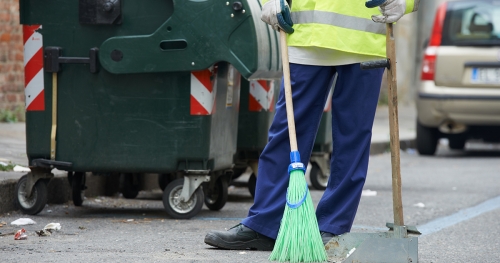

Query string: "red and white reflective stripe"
[[23, 25, 45, 111], [249, 80, 275, 112], [190, 67, 217, 115], [324, 87, 333, 112]]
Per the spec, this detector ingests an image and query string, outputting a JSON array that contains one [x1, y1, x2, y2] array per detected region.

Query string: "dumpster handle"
[[50, 73, 58, 160]]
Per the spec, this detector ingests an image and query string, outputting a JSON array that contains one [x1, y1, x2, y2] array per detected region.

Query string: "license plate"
[[471, 68, 500, 84]]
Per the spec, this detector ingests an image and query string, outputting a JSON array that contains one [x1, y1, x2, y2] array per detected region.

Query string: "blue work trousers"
[[241, 63, 384, 239]]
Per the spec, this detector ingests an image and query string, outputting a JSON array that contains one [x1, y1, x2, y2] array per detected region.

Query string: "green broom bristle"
[[269, 169, 328, 263]]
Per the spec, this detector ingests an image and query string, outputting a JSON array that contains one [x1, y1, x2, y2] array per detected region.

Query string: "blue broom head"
[[269, 151, 328, 263]]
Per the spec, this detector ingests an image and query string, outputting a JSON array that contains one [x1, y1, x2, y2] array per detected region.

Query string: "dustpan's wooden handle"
[[386, 23, 404, 228], [280, 30, 299, 152]]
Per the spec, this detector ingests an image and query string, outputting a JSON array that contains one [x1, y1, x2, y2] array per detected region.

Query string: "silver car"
[[417, 0, 500, 155]]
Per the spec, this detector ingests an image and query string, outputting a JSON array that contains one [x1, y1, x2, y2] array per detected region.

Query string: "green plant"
[[0, 162, 15, 171], [0, 106, 25, 123]]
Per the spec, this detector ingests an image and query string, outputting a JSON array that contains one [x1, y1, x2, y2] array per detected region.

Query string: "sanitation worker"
[[205, 0, 420, 250]]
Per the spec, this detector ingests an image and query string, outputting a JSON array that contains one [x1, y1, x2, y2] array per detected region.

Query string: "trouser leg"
[[242, 64, 336, 239], [316, 64, 384, 235]]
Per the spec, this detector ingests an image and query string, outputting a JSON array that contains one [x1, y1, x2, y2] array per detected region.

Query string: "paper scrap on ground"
[[11, 218, 36, 226], [13, 165, 31, 172], [361, 189, 377, 197], [35, 223, 62, 237], [44, 223, 61, 231], [413, 202, 425, 208], [14, 229, 27, 240]]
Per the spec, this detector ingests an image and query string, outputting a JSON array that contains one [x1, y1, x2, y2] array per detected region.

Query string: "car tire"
[[416, 121, 438, 156]]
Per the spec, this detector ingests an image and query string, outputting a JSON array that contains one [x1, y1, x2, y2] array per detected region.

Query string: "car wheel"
[[416, 121, 438, 156]]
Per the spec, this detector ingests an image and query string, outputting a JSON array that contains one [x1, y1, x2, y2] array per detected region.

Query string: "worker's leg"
[[242, 63, 336, 239], [316, 64, 384, 235]]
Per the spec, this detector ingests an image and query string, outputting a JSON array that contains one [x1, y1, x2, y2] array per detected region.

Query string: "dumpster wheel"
[[247, 173, 257, 198], [310, 162, 328, 190], [71, 172, 86, 206], [15, 174, 48, 215], [163, 178, 204, 219], [204, 177, 228, 211]]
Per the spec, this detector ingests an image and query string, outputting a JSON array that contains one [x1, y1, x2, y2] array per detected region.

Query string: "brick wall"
[[0, 0, 24, 112]]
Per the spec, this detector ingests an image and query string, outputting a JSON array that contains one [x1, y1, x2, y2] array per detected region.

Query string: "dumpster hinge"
[[44, 47, 99, 73]]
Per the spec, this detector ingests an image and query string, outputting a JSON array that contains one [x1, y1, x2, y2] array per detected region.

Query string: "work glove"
[[261, 0, 294, 34], [371, 0, 407, 23]]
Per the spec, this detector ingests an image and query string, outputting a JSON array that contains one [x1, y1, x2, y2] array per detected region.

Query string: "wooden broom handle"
[[280, 30, 299, 152], [386, 23, 404, 227]]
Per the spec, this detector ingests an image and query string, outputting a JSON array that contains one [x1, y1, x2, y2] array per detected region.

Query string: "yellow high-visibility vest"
[[262, 0, 418, 58]]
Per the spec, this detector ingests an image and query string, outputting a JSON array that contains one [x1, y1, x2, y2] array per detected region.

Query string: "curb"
[[0, 174, 71, 215], [370, 138, 416, 155]]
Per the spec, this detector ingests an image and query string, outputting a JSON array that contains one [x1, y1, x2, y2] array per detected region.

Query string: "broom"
[[268, 29, 328, 263]]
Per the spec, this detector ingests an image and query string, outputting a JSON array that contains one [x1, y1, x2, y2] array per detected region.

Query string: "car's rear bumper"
[[417, 81, 500, 127]]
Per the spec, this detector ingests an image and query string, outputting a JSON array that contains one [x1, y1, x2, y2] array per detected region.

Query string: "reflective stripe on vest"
[[286, 1, 387, 58], [290, 11, 386, 35]]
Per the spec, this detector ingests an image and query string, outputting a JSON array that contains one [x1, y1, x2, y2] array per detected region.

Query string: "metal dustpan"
[[324, 22, 420, 263]]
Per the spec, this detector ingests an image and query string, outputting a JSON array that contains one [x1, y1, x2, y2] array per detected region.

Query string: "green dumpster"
[[16, 0, 281, 219], [310, 109, 333, 190], [233, 79, 280, 197]]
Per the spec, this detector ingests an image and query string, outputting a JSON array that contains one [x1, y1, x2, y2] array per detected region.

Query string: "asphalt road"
[[1, 141, 499, 263]]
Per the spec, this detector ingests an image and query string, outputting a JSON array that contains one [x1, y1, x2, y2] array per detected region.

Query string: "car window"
[[443, 0, 500, 46]]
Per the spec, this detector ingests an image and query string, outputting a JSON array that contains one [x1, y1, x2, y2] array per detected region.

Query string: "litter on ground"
[[11, 218, 36, 226], [361, 189, 377, 197], [35, 223, 62, 237], [44, 223, 62, 231], [14, 229, 27, 240]]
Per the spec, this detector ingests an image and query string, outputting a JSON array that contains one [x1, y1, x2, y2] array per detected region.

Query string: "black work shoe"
[[321, 231, 336, 245], [204, 224, 275, 251]]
